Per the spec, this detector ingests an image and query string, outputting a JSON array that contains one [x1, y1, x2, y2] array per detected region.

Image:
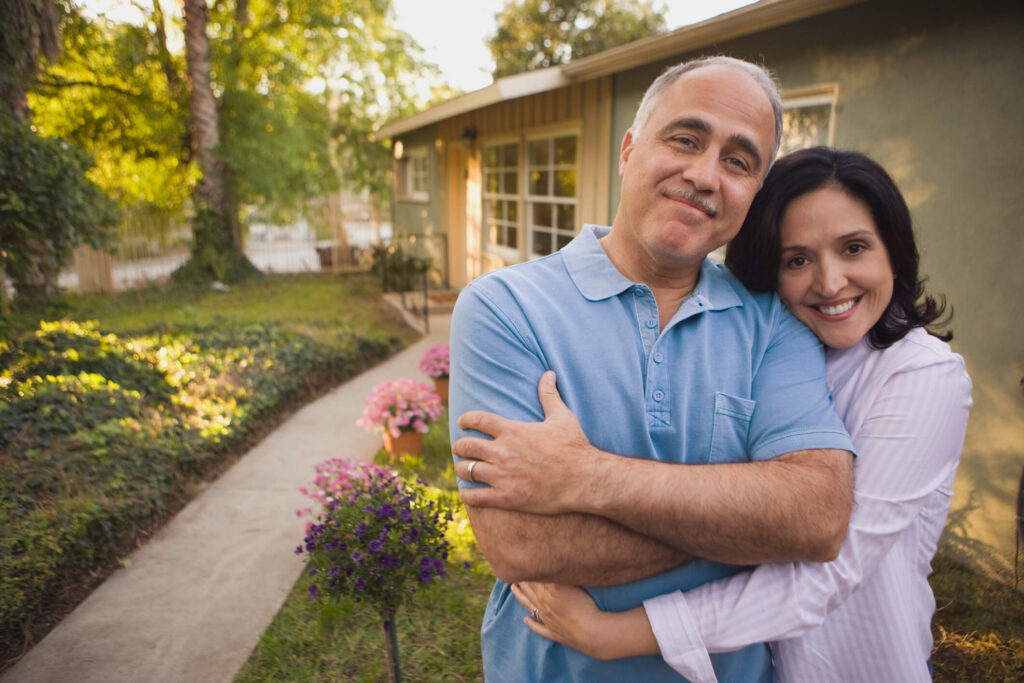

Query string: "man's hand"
[[453, 371, 604, 515]]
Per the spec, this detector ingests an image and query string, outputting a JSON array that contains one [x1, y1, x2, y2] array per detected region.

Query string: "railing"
[[372, 234, 449, 334]]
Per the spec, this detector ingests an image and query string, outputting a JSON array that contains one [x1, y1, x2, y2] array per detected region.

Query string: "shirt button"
[[653, 390, 665, 401], [633, 288, 644, 297], [645, 319, 657, 328], [654, 352, 664, 363]]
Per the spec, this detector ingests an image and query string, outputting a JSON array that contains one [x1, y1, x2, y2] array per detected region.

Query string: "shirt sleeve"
[[746, 307, 854, 461], [644, 352, 972, 681], [448, 281, 547, 490]]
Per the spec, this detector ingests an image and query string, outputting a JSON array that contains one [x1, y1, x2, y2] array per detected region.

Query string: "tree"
[[488, 0, 667, 78], [0, 0, 117, 301]]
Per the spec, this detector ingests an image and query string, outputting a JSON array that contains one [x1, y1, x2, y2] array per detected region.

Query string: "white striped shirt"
[[644, 327, 973, 682]]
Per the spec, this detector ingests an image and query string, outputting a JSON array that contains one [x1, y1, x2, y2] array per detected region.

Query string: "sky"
[[392, 0, 757, 92], [80, 0, 757, 93]]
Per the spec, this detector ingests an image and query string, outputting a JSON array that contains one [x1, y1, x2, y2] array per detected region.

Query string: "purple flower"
[[379, 503, 396, 518], [329, 565, 341, 577], [409, 527, 420, 541], [355, 523, 367, 538], [363, 503, 375, 513], [355, 577, 366, 591], [463, 561, 472, 569], [351, 550, 363, 564], [308, 568, 318, 577], [368, 539, 383, 553], [420, 556, 433, 569], [294, 546, 303, 554], [419, 569, 433, 583], [308, 584, 319, 599], [400, 508, 413, 522]]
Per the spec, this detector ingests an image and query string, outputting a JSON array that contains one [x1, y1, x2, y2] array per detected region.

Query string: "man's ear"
[[618, 130, 635, 177]]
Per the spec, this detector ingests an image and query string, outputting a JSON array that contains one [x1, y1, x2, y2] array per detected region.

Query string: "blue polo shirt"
[[449, 225, 853, 682]]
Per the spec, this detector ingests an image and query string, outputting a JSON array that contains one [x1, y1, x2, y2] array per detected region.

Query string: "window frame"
[[481, 125, 580, 263], [397, 146, 430, 203]]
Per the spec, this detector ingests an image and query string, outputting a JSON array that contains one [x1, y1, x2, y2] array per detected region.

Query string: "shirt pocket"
[[709, 392, 755, 463]]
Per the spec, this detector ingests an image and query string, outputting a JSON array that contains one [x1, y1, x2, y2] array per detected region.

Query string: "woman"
[[510, 147, 972, 682]]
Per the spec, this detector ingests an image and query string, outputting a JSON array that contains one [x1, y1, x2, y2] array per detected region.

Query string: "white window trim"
[[397, 146, 430, 203], [482, 128, 579, 263], [781, 83, 839, 150]]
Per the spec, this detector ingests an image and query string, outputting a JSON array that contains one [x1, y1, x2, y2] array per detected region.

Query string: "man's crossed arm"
[[453, 372, 853, 583]]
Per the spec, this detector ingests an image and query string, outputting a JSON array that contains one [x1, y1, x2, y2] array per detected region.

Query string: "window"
[[527, 135, 577, 257], [482, 132, 578, 259], [397, 147, 429, 201], [483, 142, 520, 250], [780, 85, 838, 156]]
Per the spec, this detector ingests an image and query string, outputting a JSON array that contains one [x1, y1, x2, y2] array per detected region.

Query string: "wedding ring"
[[467, 460, 478, 483], [531, 608, 542, 624]]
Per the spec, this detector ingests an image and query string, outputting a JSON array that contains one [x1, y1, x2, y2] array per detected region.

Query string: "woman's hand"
[[511, 582, 659, 661]]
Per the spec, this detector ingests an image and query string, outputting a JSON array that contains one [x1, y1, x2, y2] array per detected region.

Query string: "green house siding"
[[609, 0, 1024, 577]]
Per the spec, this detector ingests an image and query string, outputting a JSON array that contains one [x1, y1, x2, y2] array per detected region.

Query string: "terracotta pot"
[[433, 376, 449, 403], [382, 429, 424, 456]]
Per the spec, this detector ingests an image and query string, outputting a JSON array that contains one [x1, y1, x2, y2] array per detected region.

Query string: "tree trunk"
[[179, 0, 257, 282], [183, 0, 226, 220]]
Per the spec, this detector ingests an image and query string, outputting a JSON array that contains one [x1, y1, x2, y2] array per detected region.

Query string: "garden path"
[[5, 307, 451, 683]]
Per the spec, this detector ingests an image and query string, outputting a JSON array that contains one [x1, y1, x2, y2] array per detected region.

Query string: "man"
[[448, 56, 855, 681]]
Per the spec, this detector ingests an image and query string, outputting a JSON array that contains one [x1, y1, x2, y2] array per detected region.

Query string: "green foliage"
[[489, 0, 667, 78], [0, 111, 118, 298], [0, 293, 404, 661], [27, 11, 192, 211], [171, 206, 261, 286]]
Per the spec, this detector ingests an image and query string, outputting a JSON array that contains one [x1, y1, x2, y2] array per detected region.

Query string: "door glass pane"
[[533, 232, 552, 256], [507, 226, 518, 249], [554, 170, 576, 197], [503, 171, 518, 194], [556, 233, 573, 251], [556, 205, 575, 231], [486, 172, 499, 193], [532, 202, 552, 228], [555, 136, 577, 164], [530, 171, 549, 196], [485, 146, 500, 166], [507, 201, 518, 222], [528, 139, 549, 165], [504, 143, 518, 167]]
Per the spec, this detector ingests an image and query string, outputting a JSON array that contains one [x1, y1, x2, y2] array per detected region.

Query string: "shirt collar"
[[564, 224, 744, 312]]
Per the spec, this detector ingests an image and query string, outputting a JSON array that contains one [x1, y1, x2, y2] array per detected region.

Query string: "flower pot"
[[433, 376, 449, 404], [383, 429, 424, 456]]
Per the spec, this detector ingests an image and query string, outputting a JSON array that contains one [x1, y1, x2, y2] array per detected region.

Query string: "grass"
[[930, 556, 1024, 681], [0, 272, 418, 348]]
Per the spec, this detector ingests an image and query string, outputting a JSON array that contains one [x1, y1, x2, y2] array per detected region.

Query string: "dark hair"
[[725, 146, 951, 348]]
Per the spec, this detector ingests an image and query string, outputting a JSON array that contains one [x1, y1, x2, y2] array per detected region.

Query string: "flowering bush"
[[417, 344, 449, 379], [296, 459, 463, 676], [357, 378, 443, 437]]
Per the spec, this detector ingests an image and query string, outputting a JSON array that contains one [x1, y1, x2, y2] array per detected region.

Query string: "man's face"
[[614, 65, 776, 273]]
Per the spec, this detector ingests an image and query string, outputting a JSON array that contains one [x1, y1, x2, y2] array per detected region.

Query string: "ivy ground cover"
[[0, 273, 417, 668]]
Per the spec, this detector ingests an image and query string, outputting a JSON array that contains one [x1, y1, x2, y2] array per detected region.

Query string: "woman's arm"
[[509, 353, 970, 682], [644, 351, 972, 680]]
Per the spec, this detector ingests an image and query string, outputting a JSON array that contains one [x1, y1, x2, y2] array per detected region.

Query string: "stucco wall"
[[610, 0, 1024, 578]]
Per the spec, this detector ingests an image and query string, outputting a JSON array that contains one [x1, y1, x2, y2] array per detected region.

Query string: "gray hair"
[[630, 55, 784, 165]]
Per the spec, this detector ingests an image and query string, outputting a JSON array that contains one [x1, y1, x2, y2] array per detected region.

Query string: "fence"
[[56, 197, 393, 294]]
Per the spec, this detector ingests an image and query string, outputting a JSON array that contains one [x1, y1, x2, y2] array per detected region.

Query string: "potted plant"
[[297, 459, 460, 682], [357, 379, 444, 456], [417, 344, 450, 402]]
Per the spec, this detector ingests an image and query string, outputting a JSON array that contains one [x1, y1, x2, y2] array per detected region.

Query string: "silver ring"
[[467, 460, 478, 483], [531, 608, 542, 624]]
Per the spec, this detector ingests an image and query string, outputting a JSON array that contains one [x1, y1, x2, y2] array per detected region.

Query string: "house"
[[376, 0, 1024, 579]]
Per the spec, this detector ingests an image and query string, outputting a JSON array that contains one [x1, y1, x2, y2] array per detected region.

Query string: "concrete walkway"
[[5, 306, 452, 683]]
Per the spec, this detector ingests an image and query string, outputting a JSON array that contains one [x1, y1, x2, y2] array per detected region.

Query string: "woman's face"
[[776, 186, 894, 349]]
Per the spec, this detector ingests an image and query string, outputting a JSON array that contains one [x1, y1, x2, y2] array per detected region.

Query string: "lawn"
[[0, 272, 419, 670]]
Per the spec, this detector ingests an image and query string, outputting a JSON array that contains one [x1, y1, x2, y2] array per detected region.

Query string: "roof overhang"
[[375, 0, 866, 140]]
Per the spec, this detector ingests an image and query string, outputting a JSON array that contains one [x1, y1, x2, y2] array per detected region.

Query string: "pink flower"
[[357, 378, 444, 435], [418, 344, 450, 379]]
